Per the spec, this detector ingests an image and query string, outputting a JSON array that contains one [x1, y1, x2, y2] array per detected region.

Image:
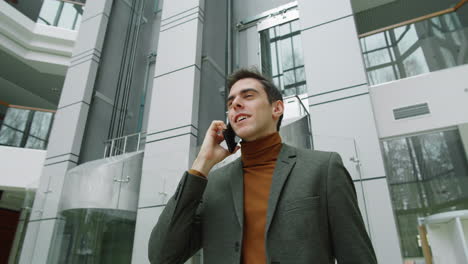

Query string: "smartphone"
[[222, 123, 238, 153]]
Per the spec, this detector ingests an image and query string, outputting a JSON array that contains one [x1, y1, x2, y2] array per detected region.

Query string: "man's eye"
[[245, 94, 252, 98]]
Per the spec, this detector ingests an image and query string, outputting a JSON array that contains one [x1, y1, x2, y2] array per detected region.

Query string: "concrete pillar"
[[297, 0, 402, 263], [131, 0, 205, 263], [18, 1, 114, 263]]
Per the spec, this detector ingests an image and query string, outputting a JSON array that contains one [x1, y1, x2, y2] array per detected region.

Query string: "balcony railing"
[[103, 132, 146, 158], [359, 1, 468, 86], [0, 103, 55, 150]]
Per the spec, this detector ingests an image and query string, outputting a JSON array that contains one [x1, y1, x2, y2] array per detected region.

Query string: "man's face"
[[227, 78, 283, 141]]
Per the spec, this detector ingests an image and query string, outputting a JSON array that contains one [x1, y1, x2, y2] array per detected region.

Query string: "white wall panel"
[[45, 102, 89, 158], [154, 20, 202, 76], [308, 83, 368, 105], [236, 26, 260, 69], [370, 65, 468, 139], [297, 0, 352, 29], [0, 146, 45, 188], [363, 178, 403, 264], [28, 219, 59, 264], [132, 206, 164, 264], [29, 170, 50, 221], [354, 182, 371, 235], [18, 221, 40, 264], [161, 0, 203, 21], [138, 134, 195, 208], [41, 162, 76, 219], [310, 94, 386, 179], [71, 14, 109, 60], [313, 134, 361, 180], [81, 0, 113, 20], [58, 60, 98, 107], [301, 16, 367, 95], [148, 67, 200, 133]]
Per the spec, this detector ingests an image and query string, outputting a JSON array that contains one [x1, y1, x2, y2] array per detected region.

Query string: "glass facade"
[[382, 128, 468, 259], [360, 9, 468, 86], [46, 150, 143, 264], [37, 0, 84, 30], [0, 107, 54, 150], [260, 20, 307, 96], [50, 209, 136, 264]]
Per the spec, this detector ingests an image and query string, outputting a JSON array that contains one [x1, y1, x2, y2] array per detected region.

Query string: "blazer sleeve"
[[148, 171, 207, 264], [326, 152, 378, 264]]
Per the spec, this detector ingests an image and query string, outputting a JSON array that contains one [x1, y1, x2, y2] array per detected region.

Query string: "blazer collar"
[[229, 157, 244, 228], [229, 144, 297, 231], [265, 144, 297, 235]]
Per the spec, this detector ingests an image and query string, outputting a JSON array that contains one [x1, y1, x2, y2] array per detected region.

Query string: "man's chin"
[[233, 127, 247, 139], [235, 129, 256, 142]]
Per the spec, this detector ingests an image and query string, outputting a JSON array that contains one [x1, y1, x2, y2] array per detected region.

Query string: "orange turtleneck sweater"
[[188, 132, 282, 263], [240, 132, 282, 264]]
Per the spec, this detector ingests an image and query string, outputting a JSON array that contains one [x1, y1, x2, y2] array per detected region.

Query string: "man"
[[148, 68, 377, 264]]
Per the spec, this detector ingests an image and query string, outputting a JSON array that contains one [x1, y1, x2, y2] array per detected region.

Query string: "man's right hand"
[[191, 120, 240, 177]]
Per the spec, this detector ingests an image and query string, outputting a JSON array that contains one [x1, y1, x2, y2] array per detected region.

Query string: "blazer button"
[[234, 242, 240, 252]]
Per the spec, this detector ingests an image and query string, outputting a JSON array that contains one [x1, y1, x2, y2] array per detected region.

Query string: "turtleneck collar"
[[240, 132, 282, 167]]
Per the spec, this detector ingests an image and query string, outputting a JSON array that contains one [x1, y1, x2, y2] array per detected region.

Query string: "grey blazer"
[[148, 144, 377, 264]]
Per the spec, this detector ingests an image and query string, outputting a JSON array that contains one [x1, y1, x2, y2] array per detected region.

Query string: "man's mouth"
[[235, 114, 251, 123]]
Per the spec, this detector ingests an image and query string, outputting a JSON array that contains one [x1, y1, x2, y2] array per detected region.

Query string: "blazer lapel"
[[229, 158, 244, 228], [265, 144, 297, 235]]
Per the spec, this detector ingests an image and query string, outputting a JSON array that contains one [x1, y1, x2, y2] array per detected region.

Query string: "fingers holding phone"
[[191, 120, 240, 176]]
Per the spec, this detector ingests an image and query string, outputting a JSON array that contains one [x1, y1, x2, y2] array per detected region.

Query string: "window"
[[37, 0, 85, 30], [360, 10, 468, 86], [382, 128, 468, 259], [260, 20, 307, 97], [0, 108, 54, 150]]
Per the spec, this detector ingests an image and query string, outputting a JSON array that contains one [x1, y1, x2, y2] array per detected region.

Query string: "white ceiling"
[[0, 48, 63, 109], [351, 0, 397, 13]]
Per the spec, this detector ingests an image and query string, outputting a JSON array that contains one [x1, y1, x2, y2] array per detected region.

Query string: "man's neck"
[[240, 132, 282, 166]]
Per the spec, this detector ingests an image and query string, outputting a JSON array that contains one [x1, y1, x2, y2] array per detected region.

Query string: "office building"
[[1, 0, 468, 263]]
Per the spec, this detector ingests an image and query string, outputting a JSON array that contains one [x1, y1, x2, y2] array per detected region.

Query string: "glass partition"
[[382, 128, 468, 262], [360, 7, 468, 86], [0, 106, 54, 150], [37, 0, 85, 30], [47, 151, 143, 263], [50, 209, 136, 264]]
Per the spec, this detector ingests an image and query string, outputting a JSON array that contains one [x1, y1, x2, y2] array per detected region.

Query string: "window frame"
[[256, 9, 307, 96]]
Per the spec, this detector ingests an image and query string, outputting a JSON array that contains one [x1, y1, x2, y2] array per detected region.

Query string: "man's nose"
[[231, 97, 243, 109]]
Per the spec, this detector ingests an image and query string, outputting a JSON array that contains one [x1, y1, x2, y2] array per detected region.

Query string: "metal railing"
[[103, 132, 146, 158]]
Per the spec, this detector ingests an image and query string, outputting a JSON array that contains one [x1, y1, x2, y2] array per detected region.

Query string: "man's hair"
[[227, 68, 284, 131]]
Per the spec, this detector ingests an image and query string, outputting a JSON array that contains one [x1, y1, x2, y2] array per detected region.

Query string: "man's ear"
[[272, 100, 284, 120]]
